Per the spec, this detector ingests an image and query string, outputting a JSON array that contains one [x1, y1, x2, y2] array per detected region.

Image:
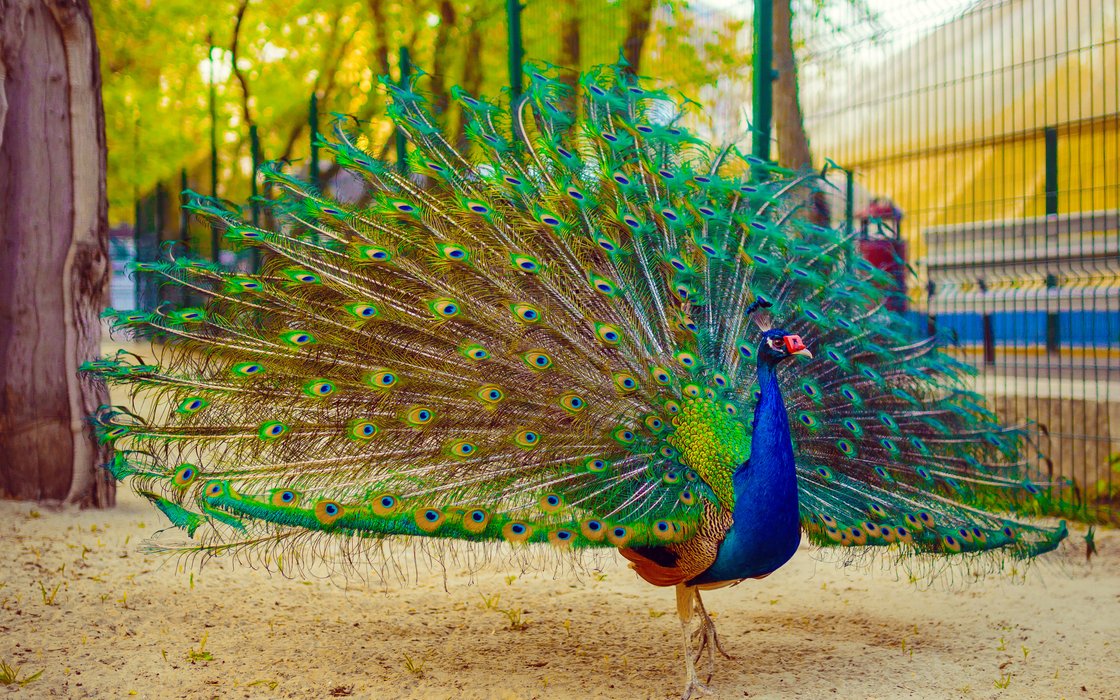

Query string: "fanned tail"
[[85, 62, 1066, 577]]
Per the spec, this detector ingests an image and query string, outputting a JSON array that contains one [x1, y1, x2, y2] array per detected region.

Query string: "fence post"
[[1045, 272, 1060, 354], [751, 0, 774, 180], [1044, 126, 1060, 355], [926, 280, 936, 338], [506, 0, 524, 103], [396, 47, 411, 175], [179, 168, 189, 247], [249, 124, 262, 272], [309, 94, 320, 190], [133, 198, 142, 309], [208, 33, 220, 264], [844, 168, 854, 236], [980, 278, 995, 365]]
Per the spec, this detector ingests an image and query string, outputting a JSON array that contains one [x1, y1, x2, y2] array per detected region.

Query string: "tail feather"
[[87, 62, 1066, 575]]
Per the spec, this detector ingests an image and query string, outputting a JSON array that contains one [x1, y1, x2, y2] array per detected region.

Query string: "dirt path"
[[1, 492, 1116, 699]]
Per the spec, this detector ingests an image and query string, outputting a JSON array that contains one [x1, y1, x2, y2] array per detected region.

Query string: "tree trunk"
[[622, 0, 654, 75], [557, 0, 580, 111], [454, 8, 485, 151], [429, 0, 457, 116], [0, 0, 113, 506], [772, 0, 811, 170], [772, 0, 829, 224]]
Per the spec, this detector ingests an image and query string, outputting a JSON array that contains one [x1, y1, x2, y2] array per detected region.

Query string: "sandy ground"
[[0, 491, 1116, 700]]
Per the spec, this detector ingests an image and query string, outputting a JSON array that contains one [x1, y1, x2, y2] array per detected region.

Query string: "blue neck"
[[691, 360, 802, 584], [739, 361, 798, 507]]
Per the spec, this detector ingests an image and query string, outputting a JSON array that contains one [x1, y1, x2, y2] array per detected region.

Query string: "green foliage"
[[95, 0, 752, 226], [0, 659, 43, 687]]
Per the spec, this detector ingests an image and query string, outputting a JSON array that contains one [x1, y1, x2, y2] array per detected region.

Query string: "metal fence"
[[797, 0, 1119, 522], [123, 0, 1118, 521]]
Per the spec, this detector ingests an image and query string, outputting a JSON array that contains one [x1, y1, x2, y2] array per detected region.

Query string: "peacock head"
[[757, 328, 813, 366]]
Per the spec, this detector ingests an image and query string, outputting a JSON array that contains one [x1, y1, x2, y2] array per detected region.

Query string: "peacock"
[[85, 63, 1067, 698]]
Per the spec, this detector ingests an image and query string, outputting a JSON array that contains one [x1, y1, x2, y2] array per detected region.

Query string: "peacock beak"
[[783, 334, 813, 358]]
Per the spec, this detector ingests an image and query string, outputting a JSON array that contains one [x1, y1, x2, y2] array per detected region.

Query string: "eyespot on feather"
[[346, 419, 378, 441], [653, 520, 676, 541], [462, 508, 490, 534], [315, 500, 345, 526], [613, 373, 638, 392], [303, 379, 336, 398], [548, 528, 576, 548], [558, 392, 585, 413], [176, 396, 208, 414], [650, 366, 672, 385], [503, 521, 533, 543], [448, 441, 477, 458], [461, 343, 490, 361], [580, 519, 606, 542], [606, 525, 634, 547], [279, 330, 316, 347], [231, 362, 266, 377], [271, 489, 300, 507], [539, 493, 563, 513], [585, 458, 609, 473], [514, 429, 540, 448], [372, 494, 399, 517], [594, 322, 623, 345], [415, 507, 445, 533], [365, 370, 398, 390], [258, 421, 289, 440], [476, 385, 504, 405], [429, 298, 461, 319], [522, 351, 553, 370], [172, 464, 198, 488], [404, 407, 435, 427]]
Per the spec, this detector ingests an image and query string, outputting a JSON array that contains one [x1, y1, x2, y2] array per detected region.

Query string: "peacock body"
[[86, 63, 1067, 698]]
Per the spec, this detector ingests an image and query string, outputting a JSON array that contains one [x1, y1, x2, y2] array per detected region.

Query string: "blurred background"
[[98, 0, 1117, 522]]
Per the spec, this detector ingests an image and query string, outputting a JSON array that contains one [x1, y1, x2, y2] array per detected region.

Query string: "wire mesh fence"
[[122, 0, 1118, 521], [798, 0, 1119, 522]]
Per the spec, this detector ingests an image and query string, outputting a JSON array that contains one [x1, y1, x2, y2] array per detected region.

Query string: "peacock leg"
[[692, 589, 733, 672], [676, 584, 710, 700]]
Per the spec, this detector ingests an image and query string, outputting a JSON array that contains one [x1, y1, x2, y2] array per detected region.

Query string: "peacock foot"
[[692, 590, 732, 684], [678, 616, 713, 700], [681, 673, 711, 700], [693, 608, 733, 664]]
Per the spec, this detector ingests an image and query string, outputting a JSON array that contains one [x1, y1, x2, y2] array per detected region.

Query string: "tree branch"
[[230, 0, 254, 129]]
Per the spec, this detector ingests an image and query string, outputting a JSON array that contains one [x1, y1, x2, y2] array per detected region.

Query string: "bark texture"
[[772, 0, 829, 224], [0, 0, 112, 506], [772, 0, 812, 170], [622, 0, 654, 75]]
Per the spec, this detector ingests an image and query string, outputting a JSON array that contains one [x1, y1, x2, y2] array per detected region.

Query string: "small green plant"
[[501, 607, 529, 631], [478, 592, 501, 610], [995, 636, 1007, 652], [38, 580, 62, 606], [0, 659, 43, 687], [994, 672, 1012, 689], [186, 633, 213, 663], [648, 609, 666, 618], [504, 575, 518, 586], [247, 679, 280, 690], [403, 653, 425, 677]]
